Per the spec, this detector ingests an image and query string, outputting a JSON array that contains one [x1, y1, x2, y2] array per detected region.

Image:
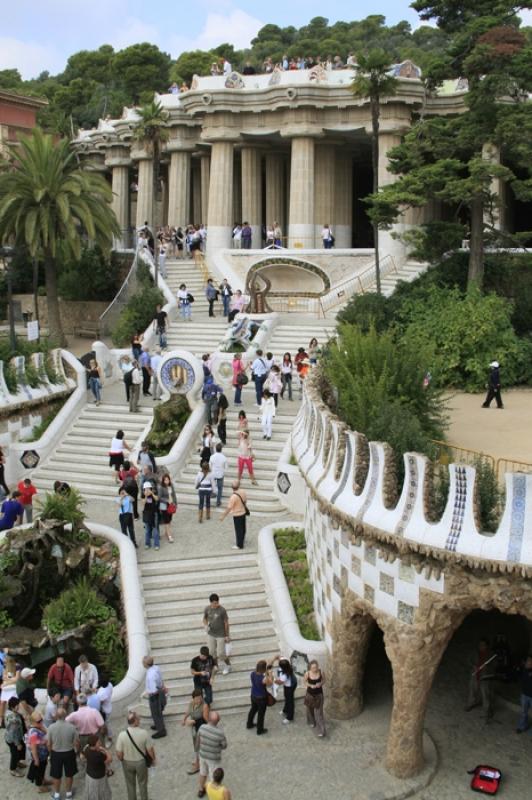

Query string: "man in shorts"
[[202, 594, 231, 675], [47, 707, 79, 800], [197, 711, 227, 798]]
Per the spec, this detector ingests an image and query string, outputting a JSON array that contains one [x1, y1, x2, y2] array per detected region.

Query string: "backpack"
[[468, 766, 502, 795]]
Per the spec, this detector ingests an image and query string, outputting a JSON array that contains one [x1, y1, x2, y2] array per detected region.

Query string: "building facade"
[[0, 89, 48, 157]]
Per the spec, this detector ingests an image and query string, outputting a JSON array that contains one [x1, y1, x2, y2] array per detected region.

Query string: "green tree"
[[112, 43, 171, 100], [171, 50, 213, 85], [351, 50, 398, 294], [0, 129, 120, 344], [132, 101, 169, 285]]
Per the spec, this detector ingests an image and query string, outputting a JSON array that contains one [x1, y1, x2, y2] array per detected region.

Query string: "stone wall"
[[37, 298, 108, 335]]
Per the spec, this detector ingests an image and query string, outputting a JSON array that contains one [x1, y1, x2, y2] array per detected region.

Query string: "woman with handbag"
[[232, 354, 247, 405], [272, 656, 298, 724], [158, 473, 177, 543], [303, 660, 326, 737], [182, 689, 209, 775], [246, 660, 274, 735], [177, 283, 192, 321], [82, 734, 113, 800]]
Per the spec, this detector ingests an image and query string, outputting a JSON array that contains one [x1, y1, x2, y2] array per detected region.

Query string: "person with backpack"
[[251, 349, 269, 406], [202, 377, 222, 426]]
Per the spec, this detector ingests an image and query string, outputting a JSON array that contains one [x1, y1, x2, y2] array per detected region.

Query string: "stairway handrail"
[[318, 254, 397, 317]]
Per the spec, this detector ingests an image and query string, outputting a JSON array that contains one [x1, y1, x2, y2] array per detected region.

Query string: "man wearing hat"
[[16, 667, 38, 716], [482, 361, 503, 409]]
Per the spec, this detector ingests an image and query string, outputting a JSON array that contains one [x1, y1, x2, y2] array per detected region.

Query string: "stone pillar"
[[265, 153, 285, 233], [241, 147, 263, 248], [200, 155, 210, 224], [288, 137, 315, 247], [378, 132, 407, 265], [111, 164, 130, 248], [135, 157, 154, 230], [233, 158, 242, 225], [314, 144, 335, 244], [327, 610, 375, 718], [383, 610, 462, 778], [167, 150, 191, 227], [192, 162, 201, 225], [334, 152, 353, 248], [207, 141, 234, 254]]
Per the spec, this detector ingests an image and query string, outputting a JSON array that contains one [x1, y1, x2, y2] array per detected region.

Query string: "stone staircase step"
[[149, 620, 275, 649], [142, 578, 267, 604], [146, 607, 273, 634], [151, 635, 279, 663], [139, 553, 257, 576], [144, 592, 269, 619], [141, 564, 260, 588]]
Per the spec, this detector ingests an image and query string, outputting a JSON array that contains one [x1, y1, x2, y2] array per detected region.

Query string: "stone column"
[[378, 131, 407, 265], [135, 156, 154, 230], [200, 155, 210, 224], [314, 144, 335, 244], [167, 150, 191, 227], [334, 152, 353, 248], [110, 163, 130, 248], [233, 158, 242, 225], [327, 610, 375, 718], [241, 147, 263, 248], [265, 153, 285, 233], [192, 162, 201, 224], [288, 137, 316, 247], [207, 141, 234, 255]]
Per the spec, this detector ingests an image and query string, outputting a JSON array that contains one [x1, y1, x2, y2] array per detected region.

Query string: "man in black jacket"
[[482, 361, 503, 409]]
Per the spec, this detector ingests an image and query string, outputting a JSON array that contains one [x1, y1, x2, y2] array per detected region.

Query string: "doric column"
[[207, 141, 234, 254], [265, 153, 285, 233], [241, 147, 263, 248], [106, 147, 131, 248], [192, 162, 201, 224], [314, 144, 335, 244], [135, 156, 154, 230], [334, 152, 353, 248], [200, 155, 210, 224], [288, 136, 315, 247], [233, 158, 242, 225], [167, 150, 191, 227], [378, 131, 407, 266]]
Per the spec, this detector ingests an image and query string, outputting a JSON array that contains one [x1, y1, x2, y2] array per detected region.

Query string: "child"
[[261, 389, 276, 440]]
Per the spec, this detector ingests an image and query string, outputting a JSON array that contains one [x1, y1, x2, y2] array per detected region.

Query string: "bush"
[[337, 291, 391, 332], [22, 398, 67, 441], [112, 285, 164, 346], [473, 456, 503, 533], [37, 488, 86, 529], [145, 395, 190, 455], [58, 245, 121, 302], [274, 528, 320, 641], [42, 577, 112, 635]]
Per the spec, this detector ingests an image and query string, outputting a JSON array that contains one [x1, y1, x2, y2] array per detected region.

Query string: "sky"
[[2, 0, 423, 80]]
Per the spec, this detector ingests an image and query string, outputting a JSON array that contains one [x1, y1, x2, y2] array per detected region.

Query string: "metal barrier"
[[318, 254, 397, 317], [495, 457, 532, 481], [430, 439, 496, 471]]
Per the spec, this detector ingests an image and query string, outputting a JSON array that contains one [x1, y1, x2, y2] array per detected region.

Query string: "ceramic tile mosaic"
[[397, 601, 415, 625], [365, 544, 377, 566], [395, 455, 418, 535], [333, 574, 341, 596], [331, 433, 352, 504], [398, 562, 415, 583], [364, 584, 375, 604], [445, 466, 467, 551], [379, 572, 395, 595], [351, 555, 362, 576], [507, 474, 526, 562]]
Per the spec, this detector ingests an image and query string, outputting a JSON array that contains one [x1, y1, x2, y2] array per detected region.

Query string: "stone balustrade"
[[0, 349, 75, 414]]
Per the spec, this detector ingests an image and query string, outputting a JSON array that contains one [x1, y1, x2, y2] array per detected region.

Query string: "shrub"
[[145, 395, 190, 455], [274, 528, 320, 641], [37, 488, 86, 529], [22, 398, 67, 442], [112, 285, 164, 346], [58, 245, 121, 302], [473, 456, 503, 533], [42, 577, 112, 635], [0, 609, 14, 629], [337, 291, 391, 332]]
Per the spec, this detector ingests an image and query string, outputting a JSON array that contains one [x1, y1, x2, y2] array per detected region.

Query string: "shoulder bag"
[[126, 729, 153, 768], [235, 492, 250, 516]]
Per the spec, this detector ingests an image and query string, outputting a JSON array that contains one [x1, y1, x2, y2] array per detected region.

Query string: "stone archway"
[[245, 256, 331, 308]]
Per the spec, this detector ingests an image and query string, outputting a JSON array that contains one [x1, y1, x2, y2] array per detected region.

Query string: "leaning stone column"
[[314, 144, 335, 245], [106, 148, 131, 249], [334, 152, 353, 248], [206, 141, 234, 255], [167, 150, 191, 227], [135, 155, 154, 230], [327, 609, 375, 718], [200, 155, 210, 224], [288, 136, 315, 247], [241, 147, 263, 248], [265, 153, 285, 232]]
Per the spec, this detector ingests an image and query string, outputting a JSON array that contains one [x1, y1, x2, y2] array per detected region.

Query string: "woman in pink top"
[[237, 431, 257, 485], [228, 290, 246, 322], [232, 354, 247, 405]]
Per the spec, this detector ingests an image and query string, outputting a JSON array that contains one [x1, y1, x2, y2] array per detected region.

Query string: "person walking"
[[266, 365, 282, 407], [220, 481, 249, 550], [196, 462, 216, 523], [199, 424, 218, 465], [142, 656, 167, 738], [482, 361, 503, 409], [178, 283, 192, 321], [246, 660, 273, 735], [209, 444, 227, 508], [260, 389, 276, 440], [216, 395, 228, 446], [202, 594, 231, 675], [182, 689, 209, 776], [109, 430, 132, 484], [150, 348, 163, 401], [16, 477, 37, 523], [308, 337, 320, 365], [207, 767, 232, 800], [465, 638, 496, 721], [5, 696, 26, 778], [87, 359, 103, 406], [119, 461, 139, 519], [118, 488, 137, 547], [158, 473, 177, 543], [236, 431, 257, 485], [82, 733, 113, 800], [190, 647, 217, 706], [26, 710, 51, 794], [232, 353, 247, 404], [272, 656, 297, 724], [129, 361, 142, 413], [139, 348, 152, 397], [197, 711, 227, 799], [241, 222, 252, 249], [205, 279, 218, 317], [131, 332, 143, 361], [251, 349, 268, 406], [153, 304, 168, 350], [303, 660, 326, 737], [47, 707, 78, 800], [142, 482, 160, 550], [116, 711, 156, 800], [0, 490, 24, 531], [321, 224, 333, 249]]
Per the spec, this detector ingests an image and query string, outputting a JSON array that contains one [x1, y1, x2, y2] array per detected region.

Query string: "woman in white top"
[[321, 224, 333, 249], [178, 283, 192, 320], [109, 430, 132, 483], [265, 365, 282, 407], [195, 462, 216, 523], [280, 352, 293, 401], [97, 677, 114, 744], [260, 389, 276, 440]]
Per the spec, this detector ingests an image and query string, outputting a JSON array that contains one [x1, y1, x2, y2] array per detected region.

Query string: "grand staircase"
[[380, 260, 427, 297]]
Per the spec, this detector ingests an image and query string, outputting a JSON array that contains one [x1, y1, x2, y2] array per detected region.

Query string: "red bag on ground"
[[469, 765, 502, 795]]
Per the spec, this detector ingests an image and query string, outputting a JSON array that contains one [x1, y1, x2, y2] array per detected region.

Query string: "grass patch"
[[274, 527, 320, 641]]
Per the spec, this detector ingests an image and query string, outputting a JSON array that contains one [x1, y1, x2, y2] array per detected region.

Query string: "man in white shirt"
[[129, 360, 142, 413], [209, 443, 228, 508], [223, 58, 232, 75], [74, 654, 98, 698], [150, 348, 163, 401], [142, 656, 167, 738], [251, 349, 269, 406]]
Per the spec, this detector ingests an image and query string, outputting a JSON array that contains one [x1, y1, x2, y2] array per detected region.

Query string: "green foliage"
[[58, 245, 121, 301], [274, 528, 320, 641], [473, 456, 503, 532], [337, 291, 391, 332], [22, 398, 67, 442], [0, 610, 14, 629], [402, 221, 467, 264], [37, 488, 86, 529], [112, 283, 164, 346], [323, 325, 447, 465], [42, 577, 112, 635], [112, 43, 172, 99], [145, 395, 191, 456]]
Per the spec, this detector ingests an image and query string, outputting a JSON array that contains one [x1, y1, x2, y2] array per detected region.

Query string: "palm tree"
[[132, 100, 169, 286], [0, 128, 119, 345], [352, 51, 398, 294]]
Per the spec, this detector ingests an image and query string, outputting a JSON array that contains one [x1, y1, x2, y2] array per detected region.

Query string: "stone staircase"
[[266, 317, 337, 363], [381, 260, 427, 297], [135, 551, 279, 718], [176, 398, 299, 515]]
